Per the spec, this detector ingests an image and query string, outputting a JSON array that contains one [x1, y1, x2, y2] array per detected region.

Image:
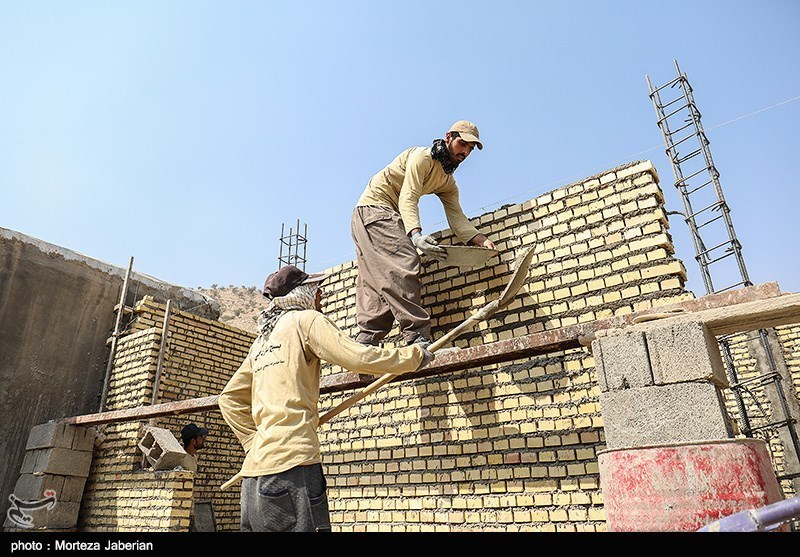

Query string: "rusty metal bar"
[[63, 396, 220, 426], [59, 283, 785, 427]]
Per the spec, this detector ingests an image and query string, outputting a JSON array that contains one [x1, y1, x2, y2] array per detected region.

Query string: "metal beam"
[[59, 282, 788, 427]]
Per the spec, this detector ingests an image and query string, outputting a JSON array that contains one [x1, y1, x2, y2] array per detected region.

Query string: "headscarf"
[[431, 138, 459, 174], [257, 283, 319, 339]]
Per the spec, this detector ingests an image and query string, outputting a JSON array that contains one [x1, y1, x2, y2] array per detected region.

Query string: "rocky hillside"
[[199, 285, 266, 334]]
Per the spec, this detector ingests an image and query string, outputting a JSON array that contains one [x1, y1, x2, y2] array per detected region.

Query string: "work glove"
[[416, 347, 436, 370], [411, 233, 446, 261]]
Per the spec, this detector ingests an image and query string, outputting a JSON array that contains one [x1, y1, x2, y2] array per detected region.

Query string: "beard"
[[431, 138, 459, 174]]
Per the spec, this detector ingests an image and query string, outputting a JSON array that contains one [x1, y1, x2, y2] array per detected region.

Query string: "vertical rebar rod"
[[647, 71, 715, 293], [721, 337, 752, 436], [278, 220, 308, 270]]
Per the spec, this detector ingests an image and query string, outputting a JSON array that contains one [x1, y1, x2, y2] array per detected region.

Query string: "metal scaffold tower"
[[647, 60, 800, 498], [278, 219, 308, 271]]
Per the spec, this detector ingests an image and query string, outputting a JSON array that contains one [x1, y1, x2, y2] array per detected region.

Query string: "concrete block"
[[600, 382, 733, 450], [11, 474, 65, 502], [60, 476, 88, 503], [591, 330, 652, 392], [71, 427, 97, 452], [25, 422, 75, 450], [138, 426, 186, 470], [19, 450, 42, 474], [644, 320, 728, 387], [31, 447, 93, 477], [3, 501, 80, 530]]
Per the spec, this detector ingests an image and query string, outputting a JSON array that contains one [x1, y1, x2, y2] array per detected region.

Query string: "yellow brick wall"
[[778, 325, 800, 401], [79, 329, 196, 531], [76, 159, 799, 532], [80, 470, 194, 532], [130, 297, 254, 531], [313, 160, 693, 531]]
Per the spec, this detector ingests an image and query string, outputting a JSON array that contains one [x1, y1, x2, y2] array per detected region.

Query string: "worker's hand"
[[411, 233, 446, 260], [470, 234, 496, 250], [480, 238, 497, 250], [416, 347, 436, 370]]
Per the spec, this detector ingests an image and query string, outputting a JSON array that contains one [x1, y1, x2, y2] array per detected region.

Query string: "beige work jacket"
[[356, 146, 481, 244], [218, 309, 424, 488]]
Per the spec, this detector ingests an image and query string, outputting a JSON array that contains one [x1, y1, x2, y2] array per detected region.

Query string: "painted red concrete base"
[[598, 439, 787, 532]]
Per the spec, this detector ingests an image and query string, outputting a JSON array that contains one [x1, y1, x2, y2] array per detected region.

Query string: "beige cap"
[[448, 120, 483, 150]]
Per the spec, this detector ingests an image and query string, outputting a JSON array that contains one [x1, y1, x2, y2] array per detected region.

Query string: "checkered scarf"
[[431, 138, 459, 174], [257, 283, 319, 339]]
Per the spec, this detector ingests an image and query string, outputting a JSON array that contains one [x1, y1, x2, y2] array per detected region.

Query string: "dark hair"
[[449, 131, 461, 139]]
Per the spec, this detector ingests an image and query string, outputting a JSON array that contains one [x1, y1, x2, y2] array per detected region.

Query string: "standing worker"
[[351, 120, 496, 348], [218, 265, 434, 532]]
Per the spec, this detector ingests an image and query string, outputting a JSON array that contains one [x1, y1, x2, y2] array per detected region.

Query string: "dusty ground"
[[199, 285, 266, 334]]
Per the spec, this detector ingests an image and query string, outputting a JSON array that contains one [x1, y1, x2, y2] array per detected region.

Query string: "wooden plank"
[[634, 291, 800, 337]]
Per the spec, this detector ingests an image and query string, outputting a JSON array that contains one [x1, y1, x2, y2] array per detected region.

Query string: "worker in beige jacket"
[[218, 265, 434, 532], [351, 120, 496, 347]]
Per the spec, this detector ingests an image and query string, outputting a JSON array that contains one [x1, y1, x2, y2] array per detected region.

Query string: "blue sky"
[[2, 1, 798, 296]]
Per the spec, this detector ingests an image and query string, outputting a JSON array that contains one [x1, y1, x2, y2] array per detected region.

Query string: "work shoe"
[[406, 335, 432, 348], [354, 333, 381, 347]]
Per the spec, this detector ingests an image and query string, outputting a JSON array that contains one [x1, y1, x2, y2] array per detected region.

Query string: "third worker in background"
[[351, 120, 496, 347]]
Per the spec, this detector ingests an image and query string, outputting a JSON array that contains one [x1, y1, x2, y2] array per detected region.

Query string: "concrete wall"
[[0, 228, 219, 520]]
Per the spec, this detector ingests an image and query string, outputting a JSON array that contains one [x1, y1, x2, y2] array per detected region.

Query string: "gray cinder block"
[[3, 501, 81, 530], [31, 448, 93, 478], [11, 474, 65, 502], [71, 426, 97, 452], [591, 330, 652, 392], [19, 449, 43, 475], [600, 382, 733, 450], [138, 426, 186, 470], [25, 422, 75, 451], [59, 476, 88, 503], [644, 320, 728, 388]]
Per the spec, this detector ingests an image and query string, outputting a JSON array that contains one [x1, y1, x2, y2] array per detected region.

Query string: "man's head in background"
[[181, 423, 208, 455]]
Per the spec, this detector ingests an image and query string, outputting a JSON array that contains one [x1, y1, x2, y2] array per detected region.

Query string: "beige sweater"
[[219, 309, 424, 486], [356, 146, 481, 244]]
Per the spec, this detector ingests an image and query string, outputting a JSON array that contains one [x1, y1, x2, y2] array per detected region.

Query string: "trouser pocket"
[[307, 470, 331, 532], [257, 480, 297, 532]]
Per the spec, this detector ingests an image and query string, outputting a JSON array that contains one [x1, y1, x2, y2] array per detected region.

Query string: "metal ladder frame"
[[646, 61, 800, 500]]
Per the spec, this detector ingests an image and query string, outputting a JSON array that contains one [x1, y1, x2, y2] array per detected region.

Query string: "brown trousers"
[[350, 205, 430, 345]]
